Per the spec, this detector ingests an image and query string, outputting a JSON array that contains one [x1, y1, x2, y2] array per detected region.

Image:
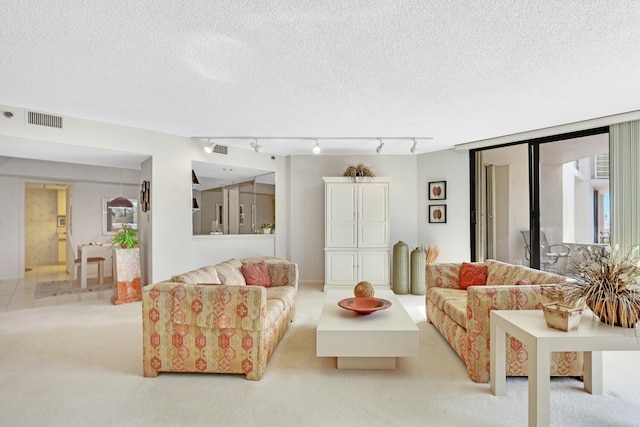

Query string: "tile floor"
[[0, 264, 111, 312]]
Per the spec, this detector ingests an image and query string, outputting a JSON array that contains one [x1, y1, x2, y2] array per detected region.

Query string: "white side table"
[[490, 309, 640, 427]]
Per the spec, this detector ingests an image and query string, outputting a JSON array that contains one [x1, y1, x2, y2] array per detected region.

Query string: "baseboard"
[[299, 280, 324, 289]]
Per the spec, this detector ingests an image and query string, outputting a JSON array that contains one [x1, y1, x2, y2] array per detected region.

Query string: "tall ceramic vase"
[[112, 247, 142, 305], [392, 241, 410, 294], [410, 247, 426, 295]]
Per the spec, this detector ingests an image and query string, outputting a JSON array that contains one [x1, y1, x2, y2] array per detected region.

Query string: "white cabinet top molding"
[[323, 177, 391, 183]]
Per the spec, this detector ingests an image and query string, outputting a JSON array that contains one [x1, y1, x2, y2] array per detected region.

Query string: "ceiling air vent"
[[212, 144, 228, 155], [27, 111, 63, 129]]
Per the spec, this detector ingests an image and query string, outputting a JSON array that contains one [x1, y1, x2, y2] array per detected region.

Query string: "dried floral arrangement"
[[421, 244, 440, 264], [343, 164, 375, 181], [562, 245, 640, 328]]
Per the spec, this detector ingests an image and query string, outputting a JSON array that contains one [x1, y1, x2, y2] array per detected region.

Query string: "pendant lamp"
[[110, 170, 133, 208], [109, 196, 133, 208]]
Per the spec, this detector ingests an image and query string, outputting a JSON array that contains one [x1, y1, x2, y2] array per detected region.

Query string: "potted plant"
[[261, 223, 273, 234], [562, 244, 640, 328], [109, 225, 142, 305], [109, 226, 139, 249]]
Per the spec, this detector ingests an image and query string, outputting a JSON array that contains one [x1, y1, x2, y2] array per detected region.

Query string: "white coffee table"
[[316, 290, 420, 369], [490, 309, 640, 427]]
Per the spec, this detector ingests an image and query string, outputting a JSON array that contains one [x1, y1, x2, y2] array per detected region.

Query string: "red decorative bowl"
[[338, 297, 392, 315]]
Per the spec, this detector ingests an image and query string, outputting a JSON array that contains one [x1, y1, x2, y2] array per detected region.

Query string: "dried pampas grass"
[[343, 164, 375, 181], [421, 244, 440, 264], [562, 245, 640, 328]]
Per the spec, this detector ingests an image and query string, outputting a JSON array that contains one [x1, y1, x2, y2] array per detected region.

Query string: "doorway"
[[24, 183, 69, 270]]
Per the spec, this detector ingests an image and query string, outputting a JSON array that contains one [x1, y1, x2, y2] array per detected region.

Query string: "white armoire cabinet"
[[323, 177, 390, 290]]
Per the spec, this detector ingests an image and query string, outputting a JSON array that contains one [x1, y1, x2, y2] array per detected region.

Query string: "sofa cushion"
[[170, 265, 221, 285], [426, 263, 462, 289], [266, 285, 296, 309], [443, 298, 467, 329], [459, 262, 488, 290], [215, 259, 247, 286], [170, 284, 265, 330], [265, 299, 285, 325], [427, 287, 467, 328], [485, 259, 566, 286], [241, 261, 271, 287]]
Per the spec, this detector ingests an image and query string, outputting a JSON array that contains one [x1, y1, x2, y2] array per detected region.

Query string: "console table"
[[490, 309, 640, 427]]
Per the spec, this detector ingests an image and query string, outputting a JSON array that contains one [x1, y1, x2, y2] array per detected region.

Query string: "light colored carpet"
[[35, 279, 114, 299], [0, 284, 639, 426]]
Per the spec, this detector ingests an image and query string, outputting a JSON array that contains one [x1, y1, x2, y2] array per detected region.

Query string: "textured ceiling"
[[1, 1, 640, 157]]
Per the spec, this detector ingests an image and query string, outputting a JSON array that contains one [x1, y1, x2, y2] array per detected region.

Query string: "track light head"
[[250, 139, 262, 153], [410, 139, 418, 154], [376, 140, 384, 154], [312, 140, 321, 154], [204, 140, 216, 153]]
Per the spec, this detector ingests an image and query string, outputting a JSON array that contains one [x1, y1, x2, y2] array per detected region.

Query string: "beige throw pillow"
[[215, 258, 246, 286]]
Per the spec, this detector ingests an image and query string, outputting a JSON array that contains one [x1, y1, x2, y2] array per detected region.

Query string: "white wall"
[[417, 149, 470, 263], [0, 104, 478, 284], [0, 105, 288, 283], [69, 180, 139, 277], [288, 155, 418, 284], [0, 177, 24, 279], [140, 158, 152, 288], [70, 181, 139, 244]]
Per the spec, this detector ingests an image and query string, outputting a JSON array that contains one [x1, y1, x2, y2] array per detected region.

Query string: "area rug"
[[35, 279, 114, 299]]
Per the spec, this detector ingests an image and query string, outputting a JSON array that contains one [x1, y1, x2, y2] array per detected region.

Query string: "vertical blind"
[[610, 120, 640, 249]]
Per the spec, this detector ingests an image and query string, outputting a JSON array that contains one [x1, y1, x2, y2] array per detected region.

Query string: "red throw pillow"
[[459, 262, 488, 290], [241, 261, 271, 287]]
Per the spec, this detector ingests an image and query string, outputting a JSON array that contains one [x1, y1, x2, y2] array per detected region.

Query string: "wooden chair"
[[68, 233, 105, 288]]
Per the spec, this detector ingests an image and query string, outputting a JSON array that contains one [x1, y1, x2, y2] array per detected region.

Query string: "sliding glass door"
[[473, 144, 529, 265], [470, 128, 609, 275], [538, 134, 610, 274]]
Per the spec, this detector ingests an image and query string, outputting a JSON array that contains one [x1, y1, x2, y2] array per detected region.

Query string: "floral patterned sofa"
[[426, 259, 583, 383], [142, 257, 297, 380]]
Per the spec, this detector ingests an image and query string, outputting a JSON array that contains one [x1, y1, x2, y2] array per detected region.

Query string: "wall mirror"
[[192, 161, 275, 235]]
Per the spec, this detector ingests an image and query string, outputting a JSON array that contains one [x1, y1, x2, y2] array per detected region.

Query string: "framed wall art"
[[428, 204, 447, 224], [140, 180, 150, 212], [428, 181, 446, 200]]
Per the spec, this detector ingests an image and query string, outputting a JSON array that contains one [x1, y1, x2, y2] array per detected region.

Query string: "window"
[[102, 198, 138, 235]]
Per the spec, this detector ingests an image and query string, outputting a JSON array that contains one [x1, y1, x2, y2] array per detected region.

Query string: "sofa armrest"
[[467, 285, 544, 331], [143, 282, 267, 331], [464, 284, 545, 382]]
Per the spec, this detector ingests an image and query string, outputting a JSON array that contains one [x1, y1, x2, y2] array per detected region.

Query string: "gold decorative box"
[[543, 304, 584, 331]]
